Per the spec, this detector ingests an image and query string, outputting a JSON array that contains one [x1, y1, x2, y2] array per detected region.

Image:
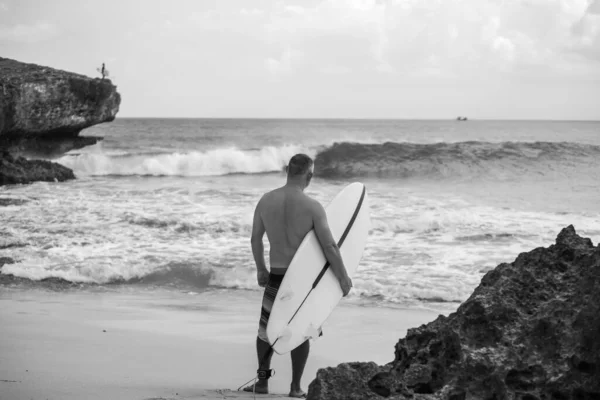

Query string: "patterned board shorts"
[[257, 272, 323, 343]]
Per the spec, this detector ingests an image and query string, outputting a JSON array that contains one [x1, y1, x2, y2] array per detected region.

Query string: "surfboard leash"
[[236, 343, 277, 395]]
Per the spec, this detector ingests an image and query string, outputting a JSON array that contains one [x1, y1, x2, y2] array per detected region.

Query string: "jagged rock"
[[307, 226, 600, 400], [0, 150, 75, 185], [6, 135, 103, 159], [0, 197, 27, 206], [308, 362, 418, 400], [0, 57, 120, 157], [0, 257, 15, 267]]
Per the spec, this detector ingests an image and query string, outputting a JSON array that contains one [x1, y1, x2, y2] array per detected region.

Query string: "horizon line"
[[113, 116, 600, 122]]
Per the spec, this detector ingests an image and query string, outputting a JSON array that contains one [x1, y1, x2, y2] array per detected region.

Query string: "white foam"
[[2, 174, 600, 311], [57, 145, 312, 177]]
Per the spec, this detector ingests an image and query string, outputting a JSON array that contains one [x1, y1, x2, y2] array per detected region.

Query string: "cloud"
[[493, 36, 516, 63], [0, 22, 58, 43], [115, 0, 599, 83], [240, 8, 264, 16], [264, 0, 392, 74], [284, 5, 305, 15], [321, 65, 352, 74], [568, 1, 600, 59], [588, 0, 600, 14], [265, 47, 302, 75], [259, 0, 600, 80]]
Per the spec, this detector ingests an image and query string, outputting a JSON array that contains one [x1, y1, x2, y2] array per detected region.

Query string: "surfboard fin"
[[303, 325, 320, 340]]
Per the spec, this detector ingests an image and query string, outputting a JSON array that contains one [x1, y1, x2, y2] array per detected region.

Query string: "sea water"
[[1, 119, 599, 312]]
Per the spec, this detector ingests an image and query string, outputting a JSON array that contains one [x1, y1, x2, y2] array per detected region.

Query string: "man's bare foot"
[[289, 389, 306, 398], [242, 380, 268, 394]]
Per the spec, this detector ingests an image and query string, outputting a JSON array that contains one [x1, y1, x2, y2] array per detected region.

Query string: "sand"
[[0, 287, 440, 400]]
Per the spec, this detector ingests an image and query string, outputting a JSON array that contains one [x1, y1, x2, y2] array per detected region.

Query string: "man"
[[244, 154, 352, 398]]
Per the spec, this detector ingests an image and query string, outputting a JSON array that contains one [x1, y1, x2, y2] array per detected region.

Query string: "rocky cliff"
[[307, 226, 600, 400], [0, 57, 120, 184], [0, 57, 120, 156]]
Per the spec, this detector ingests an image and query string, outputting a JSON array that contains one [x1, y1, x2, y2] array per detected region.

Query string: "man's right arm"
[[312, 201, 352, 296], [251, 197, 269, 287]]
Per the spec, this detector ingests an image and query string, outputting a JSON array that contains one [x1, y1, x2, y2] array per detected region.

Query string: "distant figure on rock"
[[97, 63, 109, 80]]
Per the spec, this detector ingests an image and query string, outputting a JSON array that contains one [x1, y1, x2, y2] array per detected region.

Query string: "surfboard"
[[265, 182, 370, 355]]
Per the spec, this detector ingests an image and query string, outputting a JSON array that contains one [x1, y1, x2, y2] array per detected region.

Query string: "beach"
[[3, 1, 599, 395], [0, 286, 438, 400], [2, 118, 600, 399]]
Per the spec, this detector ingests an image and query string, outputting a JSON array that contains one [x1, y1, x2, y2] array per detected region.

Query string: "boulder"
[[307, 226, 600, 400], [0, 150, 75, 185]]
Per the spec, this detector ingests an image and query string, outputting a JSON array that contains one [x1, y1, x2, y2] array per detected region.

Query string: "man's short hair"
[[287, 154, 313, 177]]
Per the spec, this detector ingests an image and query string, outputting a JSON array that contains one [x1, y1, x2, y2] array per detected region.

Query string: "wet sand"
[[0, 287, 440, 399]]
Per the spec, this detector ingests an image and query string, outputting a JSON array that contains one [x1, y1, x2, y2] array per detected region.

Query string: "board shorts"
[[257, 272, 323, 343]]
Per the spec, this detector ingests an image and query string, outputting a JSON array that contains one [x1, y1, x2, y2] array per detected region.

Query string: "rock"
[[0, 57, 120, 157], [0, 242, 27, 250], [0, 196, 27, 206], [307, 225, 600, 400], [7, 135, 103, 159], [308, 363, 398, 400], [1, 150, 75, 185], [0, 257, 15, 268]]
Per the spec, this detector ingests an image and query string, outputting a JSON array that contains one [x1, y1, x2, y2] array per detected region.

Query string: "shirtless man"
[[244, 154, 352, 398]]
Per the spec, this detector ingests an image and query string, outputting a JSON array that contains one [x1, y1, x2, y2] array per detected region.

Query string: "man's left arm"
[[251, 200, 269, 287]]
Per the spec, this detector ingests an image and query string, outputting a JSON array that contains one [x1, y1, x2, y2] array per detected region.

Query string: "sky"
[[0, 0, 599, 120]]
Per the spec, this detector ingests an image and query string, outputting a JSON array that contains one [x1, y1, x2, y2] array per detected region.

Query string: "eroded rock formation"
[[0, 57, 120, 184], [0, 57, 119, 151], [307, 226, 600, 400]]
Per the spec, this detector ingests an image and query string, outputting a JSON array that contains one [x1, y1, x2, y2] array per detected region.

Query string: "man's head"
[[286, 154, 314, 188]]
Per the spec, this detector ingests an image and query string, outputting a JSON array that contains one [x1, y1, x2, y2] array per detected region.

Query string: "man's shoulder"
[[262, 187, 281, 200], [257, 188, 280, 207], [303, 195, 324, 214]]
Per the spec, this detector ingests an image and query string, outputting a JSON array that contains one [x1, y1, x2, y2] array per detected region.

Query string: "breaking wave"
[[58, 145, 309, 177], [58, 140, 600, 179], [314, 141, 600, 179], [0, 260, 257, 291], [122, 213, 251, 235]]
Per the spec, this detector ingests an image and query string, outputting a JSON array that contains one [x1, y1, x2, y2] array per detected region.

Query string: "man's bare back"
[[250, 157, 352, 294], [256, 186, 317, 274]]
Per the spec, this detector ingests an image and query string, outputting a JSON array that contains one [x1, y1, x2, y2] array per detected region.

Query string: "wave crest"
[[58, 145, 307, 177], [314, 141, 600, 179], [122, 213, 251, 235]]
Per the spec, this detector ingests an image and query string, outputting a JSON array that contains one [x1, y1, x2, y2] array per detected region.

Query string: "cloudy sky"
[[1, 0, 599, 119]]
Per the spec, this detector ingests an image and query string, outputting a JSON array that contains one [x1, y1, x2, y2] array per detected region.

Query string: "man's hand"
[[257, 268, 269, 288], [340, 275, 353, 297]]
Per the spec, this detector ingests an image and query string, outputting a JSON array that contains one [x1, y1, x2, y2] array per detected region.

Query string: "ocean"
[[1, 119, 599, 313]]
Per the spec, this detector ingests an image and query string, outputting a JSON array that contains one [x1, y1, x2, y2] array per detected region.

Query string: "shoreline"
[[0, 287, 440, 400]]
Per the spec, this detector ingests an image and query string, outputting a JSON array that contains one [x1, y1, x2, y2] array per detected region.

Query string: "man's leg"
[[290, 340, 309, 397], [244, 336, 273, 393], [257, 336, 274, 371], [244, 272, 282, 393]]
